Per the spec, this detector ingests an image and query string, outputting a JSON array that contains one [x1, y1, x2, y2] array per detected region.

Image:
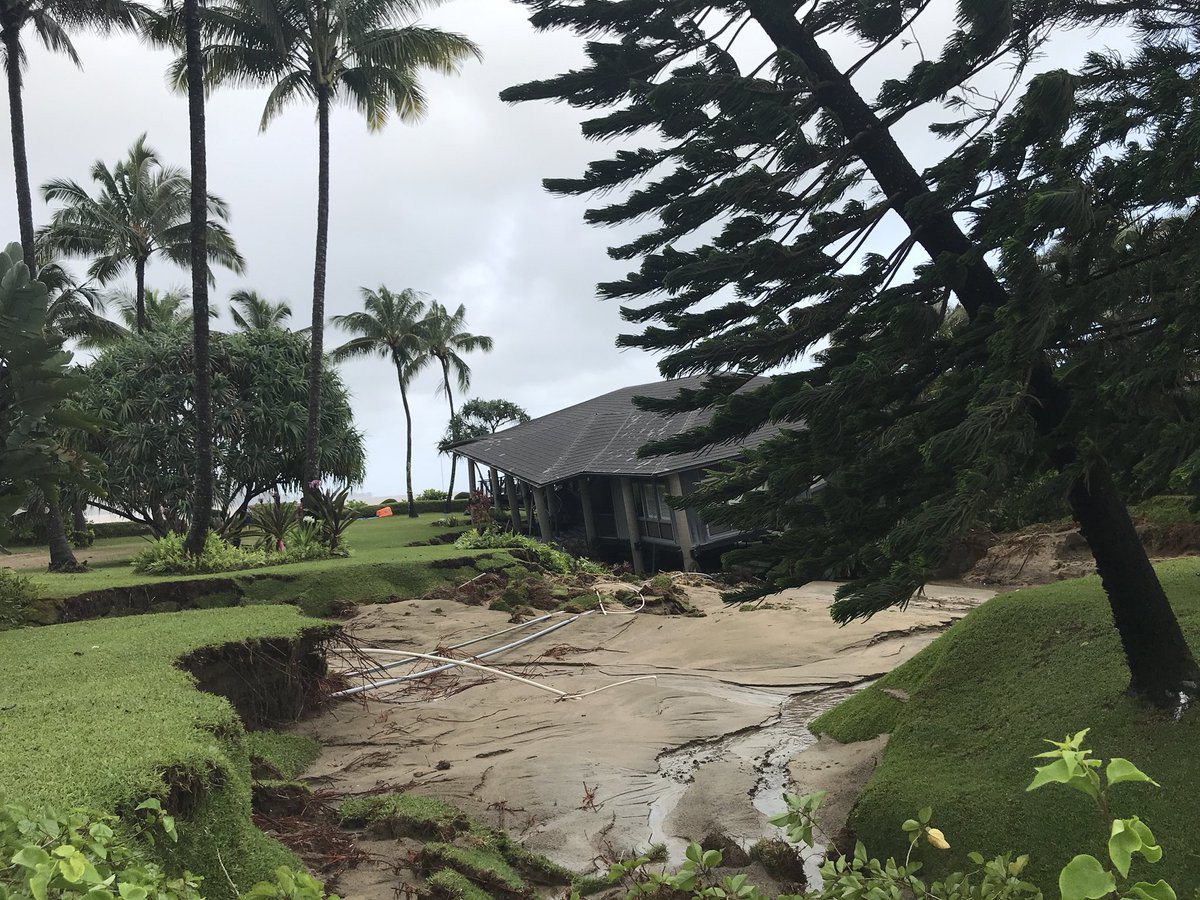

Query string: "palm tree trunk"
[[441, 359, 456, 513], [745, 0, 1199, 708], [302, 87, 332, 488], [72, 493, 87, 534], [183, 0, 214, 556], [396, 367, 417, 518], [134, 256, 147, 334], [2, 25, 35, 272], [45, 487, 80, 572]]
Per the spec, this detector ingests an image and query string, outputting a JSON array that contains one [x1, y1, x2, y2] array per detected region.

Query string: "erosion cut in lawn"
[[811, 557, 1200, 893], [0, 605, 333, 898], [3, 513, 512, 623]]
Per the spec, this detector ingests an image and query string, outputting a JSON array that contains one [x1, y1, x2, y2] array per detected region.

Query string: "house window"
[[636, 480, 675, 542]]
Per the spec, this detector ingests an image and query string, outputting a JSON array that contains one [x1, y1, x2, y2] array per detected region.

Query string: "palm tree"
[[1, 0, 143, 272], [185, 0, 481, 488], [37, 260, 123, 345], [73, 286, 214, 348], [417, 301, 491, 509], [38, 135, 243, 334], [230, 288, 291, 330], [331, 286, 428, 517], [28, 260, 117, 570]]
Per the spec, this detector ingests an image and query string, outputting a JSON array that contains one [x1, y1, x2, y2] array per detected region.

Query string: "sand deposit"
[[297, 578, 994, 897]]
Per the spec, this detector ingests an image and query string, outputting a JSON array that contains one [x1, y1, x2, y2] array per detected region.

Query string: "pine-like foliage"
[[504, 2, 1200, 621]]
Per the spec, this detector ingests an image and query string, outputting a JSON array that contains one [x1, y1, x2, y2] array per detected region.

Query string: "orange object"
[[376, 505, 394, 518]]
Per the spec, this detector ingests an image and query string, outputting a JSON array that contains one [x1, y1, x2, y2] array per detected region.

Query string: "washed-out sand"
[[298, 579, 993, 897]]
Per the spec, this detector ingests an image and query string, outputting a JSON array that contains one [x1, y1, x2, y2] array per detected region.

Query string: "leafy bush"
[[0, 797, 338, 900], [0, 797, 202, 900], [453, 528, 603, 574], [130, 532, 333, 576], [0, 568, 38, 628], [420, 488, 449, 502]]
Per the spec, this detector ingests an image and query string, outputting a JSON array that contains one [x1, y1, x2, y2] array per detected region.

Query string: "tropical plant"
[[331, 286, 429, 517], [230, 288, 292, 331], [181, 0, 480, 491], [129, 528, 332, 574], [80, 328, 365, 536], [0, 243, 95, 570], [302, 482, 353, 552], [0, 0, 143, 272], [418, 301, 492, 509], [37, 135, 243, 333], [244, 498, 298, 551], [506, 1, 1200, 709]]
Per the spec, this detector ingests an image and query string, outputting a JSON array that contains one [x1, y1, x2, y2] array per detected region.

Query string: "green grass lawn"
[[812, 558, 1200, 893], [0, 605, 329, 897], [3, 513, 509, 619]]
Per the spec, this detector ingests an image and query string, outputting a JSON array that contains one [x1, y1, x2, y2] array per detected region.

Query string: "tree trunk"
[[396, 363, 417, 517], [72, 493, 86, 534], [441, 359, 456, 513], [134, 256, 147, 333], [3, 25, 36, 272], [45, 488, 80, 572], [182, 0, 214, 556], [302, 87, 332, 488], [744, 0, 1199, 707]]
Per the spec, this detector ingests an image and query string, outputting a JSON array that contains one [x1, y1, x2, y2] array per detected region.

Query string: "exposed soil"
[[965, 521, 1200, 586], [291, 577, 994, 898], [180, 626, 337, 729]]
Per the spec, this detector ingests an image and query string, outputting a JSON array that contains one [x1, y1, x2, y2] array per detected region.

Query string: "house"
[[450, 376, 778, 573]]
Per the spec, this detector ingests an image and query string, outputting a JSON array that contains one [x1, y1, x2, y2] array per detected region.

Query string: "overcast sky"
[[1, 1, 1129, 497]]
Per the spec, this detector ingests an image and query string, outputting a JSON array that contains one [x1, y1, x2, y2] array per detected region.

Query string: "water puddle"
[[648, 683, 863, 883]]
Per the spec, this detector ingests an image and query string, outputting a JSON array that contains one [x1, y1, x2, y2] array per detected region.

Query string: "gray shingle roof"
[[452, 376, 776, 487]]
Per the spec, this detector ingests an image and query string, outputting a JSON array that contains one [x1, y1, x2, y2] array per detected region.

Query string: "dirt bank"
[[965, 522, 1200, 586], [295, 578, 993, 897]]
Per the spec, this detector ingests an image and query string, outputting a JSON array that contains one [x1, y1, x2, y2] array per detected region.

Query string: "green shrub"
[[130, 532, 335, 576], [453, 528, 603, 574], [420, 488, 449, 501], [0, 568, 37, 628], [0, 798, 337, 900], [92, 520, 152, 539]]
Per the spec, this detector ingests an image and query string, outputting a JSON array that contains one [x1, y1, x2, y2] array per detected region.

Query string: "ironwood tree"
[[504, 2, 1200, 708]]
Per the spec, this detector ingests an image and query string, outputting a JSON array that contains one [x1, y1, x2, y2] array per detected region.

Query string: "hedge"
[[357, 499, 469, 517]]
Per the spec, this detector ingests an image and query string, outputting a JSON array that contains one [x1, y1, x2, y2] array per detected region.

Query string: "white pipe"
[[333, 613, 587, 697], [350, 612, 560, 680], [560, 674, 658, 701], [346, 649, 567, 697]]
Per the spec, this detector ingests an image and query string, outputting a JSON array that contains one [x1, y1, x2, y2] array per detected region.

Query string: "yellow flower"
[[926, 827, 950, 850]]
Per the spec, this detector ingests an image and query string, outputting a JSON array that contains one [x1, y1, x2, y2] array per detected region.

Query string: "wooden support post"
[[618, 477, 645, 576], [523, 485, 534, 534], [467, 462, 477, 495], [533, 486, 554, 542], [505, 474, 522, 531], [578, 477, 597, 553], [667, 473, 697, 572], [489, 468, 502, 510]]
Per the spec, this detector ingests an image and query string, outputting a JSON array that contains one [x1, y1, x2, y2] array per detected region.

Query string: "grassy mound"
[[0, 606, 331, 897], [337, 791, 601, 896], [811, 558, 1200, 892]]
